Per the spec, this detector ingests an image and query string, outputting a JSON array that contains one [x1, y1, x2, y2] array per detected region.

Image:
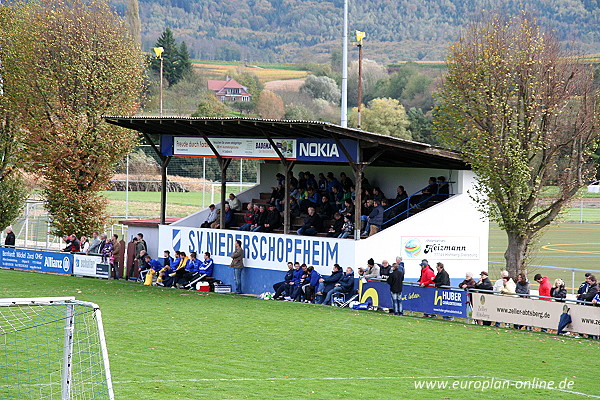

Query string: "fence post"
[[24, 202, 30, 248]]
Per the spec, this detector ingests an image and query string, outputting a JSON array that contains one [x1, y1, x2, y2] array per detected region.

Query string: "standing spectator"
[[514, 273, 531, 330], [102, 235, 114, 264], [4, 226, 15, 248], [296, 207, 323, 236], [499, 275, 516, 294], [135, 233, 147, 260], [387, 262, 405, 315], [201, 204, 217, 228], [379, 260, 392, 278], [63, 234, 80, 253], [87, 231, 101, 254], [551, 279, 567, 302], [98, 233, 107, 255], [433, 262, 452, 320], [459, 272, 477, 290], [493, 270, 510, 292], [418, 260, 435, 287], [228, 193, 242, 212], [579, 275, 598, 303], [111, 234, 122, 280], [367, 199, 384, 236], [576, 273, 592, 302], [230, 240, 244, 294], [79, 236, 90, 253], [475, 271, 494, 326], [534, 274, 552, 301]]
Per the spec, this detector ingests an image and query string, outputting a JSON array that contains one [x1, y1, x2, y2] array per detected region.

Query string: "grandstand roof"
[[103, 116, 468, 169]]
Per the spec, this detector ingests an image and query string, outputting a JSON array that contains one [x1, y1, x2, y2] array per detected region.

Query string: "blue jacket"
[[368, 205, 384, 227], [292, 268, 304, 284], [187, 258, 201, 273], [171, 257, 181, 270], [148, 259, 163, 272], [309, 271, 322, 287], [338, 272, 355, 292], [283, 268, 294, 282], [199, 258, 214, 276]]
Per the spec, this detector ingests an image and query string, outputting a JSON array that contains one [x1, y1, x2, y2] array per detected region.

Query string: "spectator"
[[315, 264, 343, 299], [173, 251, 198, 287], [576, 273, 592, 302], [273, 262, 295, 300], [475, 271, 494, 326], [360, 199, 374, 233], [140, 254, 163, 285], [270, 183, 284, 207], [359, 258, 380, 279], [291, 264, 310, 301], [299, 187, 319, 213], [321, 267, 354, 305], [101, 235, 113, 264], [80, 235, 90, 253], [436, 176, 449, 200], [330, 186, 344, 209], [212, 204, 235, 229], [135, 233, 147, 260], [201, 204, 217, 228], [459, 272, 477, 289], [325, 172, 340, 194], [318, 195, 336, 219], [418, 260, 435, 288], [499, 275, 516, 295], [228, 193, 242, 212], [327, 212, 344, 237], [387, 262, 405, 315], [281, 262, 304, 300], [87, 231, 101, 254], [230, 240, 245, 294], [4, 226, 15, 248], [514, 273, 531, 330], [251, 205, 268, 232], [379, 260, 392, 278], [317, 172, 327, 192], [63, 234, 80, 253], [340, 199, 354, 219], [534, 274, 552, 301], [366, 199, 384, 236], [297, 207, 323, 236], [302, 266, 322, 303], [239, 203, 258, 231], [306, 173, 317, 190], [395, 256, 404, 270], [338, 215, 354, 239], [199, 251, 215, 278], [394, 186, 408, 206], [111, 234, 122, 280], [163, 250, 174, 267], [579, 275, 598, 303], [493, 270, 510, 292], [262, 204, 282, 233], [551, 279, 567, 302], [289, 197, 301, 218], [372, 187, 385, 202], [98, 233, 108, 255], [340, 171, 353, 189]]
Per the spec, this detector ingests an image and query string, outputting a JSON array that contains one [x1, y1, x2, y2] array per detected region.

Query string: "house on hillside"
[[207, 77, 252, 102]]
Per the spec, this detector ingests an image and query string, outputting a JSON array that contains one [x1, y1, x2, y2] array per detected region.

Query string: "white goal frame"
[[0, 297, 115, 400]]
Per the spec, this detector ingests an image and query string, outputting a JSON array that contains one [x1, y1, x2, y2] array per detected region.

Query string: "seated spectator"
[[291, 264, 310, 301], [315, 264, 343, 298], [317, 173, 327, 192], [325, 172, 340, 194], [173, 251, 200, 287], [321, 267, 355, 305], [273, 262, 294, 300], [297, 171, 307, 190], [436, 176, 450, 201], [534, 274, 552, 301], [338, 215, 354, 239], [330, 186, 344, 209], [372, 187, 385, 202], [551, 279, 567, 302], [289, 197, 301, 218], [306, 172, 317, 189], [360, 199, 374, 234], [163, 250, 174, 267], [327, 212, 344, 237], [412, 177, 438, 206], [275, 173, 285, 186], [270, 184, 284, 207], [283, 262, 305, 300], [239, 203, 257, 231], [317, 195, 336, 219], [340, 199, 354, 219], [340, 171, 353, 190], [290, 182, 303, 201], [297, 207, 323, 236], [201, 204, 217, 228], [262, 204, 282, 233], [302, 266, 322, 303], [379, 260, 392, 278], [251, 205, 268, 232], [211, 204, 234, 229], [299, 187, 319, 213], [228, 193, 242, 212], [366, 199, 384, 236], [359, 258, 380, 279], [394, 185, 408, 206]]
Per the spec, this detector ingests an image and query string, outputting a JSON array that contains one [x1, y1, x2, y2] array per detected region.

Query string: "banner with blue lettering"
[[0, 248, 73, 275], [359, 281, 467, 318], [296, 138, 359, 163], [159, 226, 355, 275]]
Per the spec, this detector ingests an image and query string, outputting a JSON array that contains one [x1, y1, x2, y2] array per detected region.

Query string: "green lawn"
[[0, 270, 598, 400]]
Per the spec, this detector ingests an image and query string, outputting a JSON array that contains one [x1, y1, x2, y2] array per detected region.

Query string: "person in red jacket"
[[418, 259, 436, 318], [418, 260, 435, 287], [534, 274, 552, 301]]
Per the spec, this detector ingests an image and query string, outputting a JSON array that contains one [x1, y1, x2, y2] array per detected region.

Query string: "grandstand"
[[105, 117, 489, 293]]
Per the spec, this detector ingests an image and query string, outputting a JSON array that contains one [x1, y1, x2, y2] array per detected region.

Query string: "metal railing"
[[383, 183, 454, 226]]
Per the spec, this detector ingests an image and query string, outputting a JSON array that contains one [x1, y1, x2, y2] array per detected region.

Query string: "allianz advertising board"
[[0, 248, 73, 275]]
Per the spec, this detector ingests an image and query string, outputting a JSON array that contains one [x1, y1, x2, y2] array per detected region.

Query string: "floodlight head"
[[153, 47, 164, 58], [355, 30, 365, 43]]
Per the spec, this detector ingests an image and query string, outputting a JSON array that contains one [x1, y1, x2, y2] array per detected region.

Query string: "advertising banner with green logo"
[[472, 294, 600, 336]]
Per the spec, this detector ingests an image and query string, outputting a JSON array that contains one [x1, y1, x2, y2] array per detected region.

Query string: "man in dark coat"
[[315, 264, 343, 298], [387, 262, 405, 315], [4, 227, 15, 248], [321, 267, 355, 305], [433, 262, 450, 288], [296, 207, 323, 236]]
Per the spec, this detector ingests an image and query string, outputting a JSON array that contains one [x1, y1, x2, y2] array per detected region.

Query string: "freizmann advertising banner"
[[73, 254, 110, 278], [163, 136, 359, 163], [0, 248, 73, 275], [159, 226, 354, 274], [359, 281, 468, 317], [472, 294, 600, 336], [401, 236, 480, 260]]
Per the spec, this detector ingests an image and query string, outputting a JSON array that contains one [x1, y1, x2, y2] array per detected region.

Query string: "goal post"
[[0, 297, 115, 400]]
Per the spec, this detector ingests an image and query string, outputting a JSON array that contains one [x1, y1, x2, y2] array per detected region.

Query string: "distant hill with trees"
[[111, 0, 600, 63]]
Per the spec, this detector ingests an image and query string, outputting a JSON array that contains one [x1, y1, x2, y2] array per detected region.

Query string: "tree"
[[300, 75, 341, 104], [150, 28, 191, 87], [350, 98, 411, 140], [256, 90, 284, 119], [193, 92, 232, 117], [347, 59, 388, 107], [407, 108, 436, 145], [2, 0, 145, 236], [435, 13, 599, 276]]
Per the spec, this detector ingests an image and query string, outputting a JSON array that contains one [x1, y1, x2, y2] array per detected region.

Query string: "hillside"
[[114, 0, 600, 64]]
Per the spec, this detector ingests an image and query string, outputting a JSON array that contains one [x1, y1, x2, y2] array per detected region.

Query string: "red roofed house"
[[207, 77, 252, 102]]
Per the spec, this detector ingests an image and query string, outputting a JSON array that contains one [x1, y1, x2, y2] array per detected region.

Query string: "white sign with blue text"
[[158, 226, 355, 274]]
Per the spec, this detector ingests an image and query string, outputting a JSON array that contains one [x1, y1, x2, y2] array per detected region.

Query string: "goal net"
[[0, 297, 114, 399]]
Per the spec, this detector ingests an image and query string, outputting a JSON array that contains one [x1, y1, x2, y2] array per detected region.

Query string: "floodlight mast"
[[340, 0, 348, 127]]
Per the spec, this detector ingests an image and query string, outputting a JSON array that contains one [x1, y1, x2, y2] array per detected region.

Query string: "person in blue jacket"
[[366, 199, 384, 236], [315, 264, 343, 302], [298, 266, 322, 303], [321, 267, 355, 305], [199, 252, 214, 277], [287, 263, 307, 300], [273, 262, 294, 300], [139, 254, 164, 283]]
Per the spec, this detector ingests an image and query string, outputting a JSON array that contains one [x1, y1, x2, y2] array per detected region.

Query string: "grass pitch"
[[1, 270, 598, 400]]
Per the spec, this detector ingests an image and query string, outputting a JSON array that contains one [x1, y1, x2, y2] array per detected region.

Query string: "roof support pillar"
[[262, 133, 294, 234], [160, 156, 172, 225]]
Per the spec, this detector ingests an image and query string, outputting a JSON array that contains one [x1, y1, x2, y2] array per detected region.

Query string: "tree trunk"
[[504, 232, 529, 278]]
